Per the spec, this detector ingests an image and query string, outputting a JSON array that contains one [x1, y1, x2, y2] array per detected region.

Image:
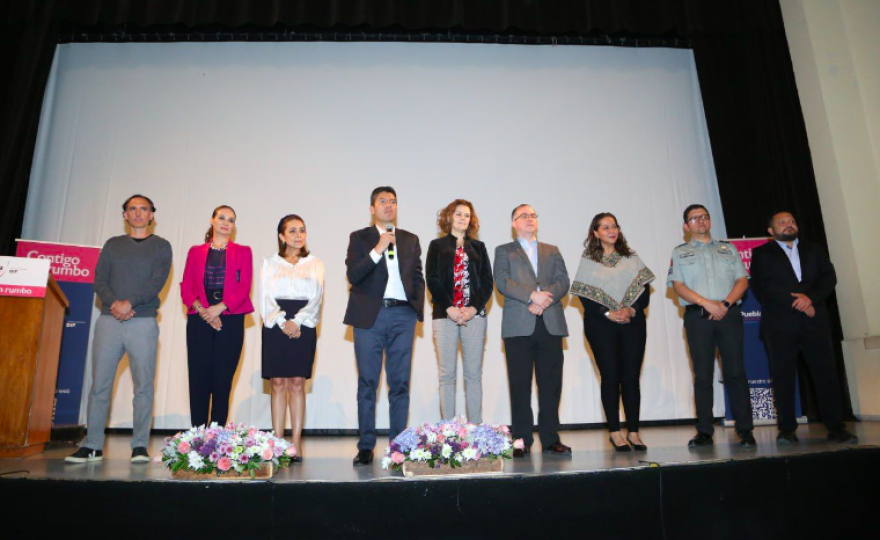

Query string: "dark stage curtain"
[[0, 0, 852, 418], [0, 14, 59, 257]]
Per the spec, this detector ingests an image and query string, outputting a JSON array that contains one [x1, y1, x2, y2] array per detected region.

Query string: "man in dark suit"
[[750, 211, 857, 445], [495, 204, 572, 456], [345, 186, 425, 465]]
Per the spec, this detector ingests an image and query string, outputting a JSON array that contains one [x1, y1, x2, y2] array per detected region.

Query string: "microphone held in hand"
[[386, 224, 395, 260]]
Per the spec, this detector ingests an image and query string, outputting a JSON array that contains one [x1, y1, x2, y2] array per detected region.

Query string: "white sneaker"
[[131, 447, 150, 463], [65, 447, 103, 463]]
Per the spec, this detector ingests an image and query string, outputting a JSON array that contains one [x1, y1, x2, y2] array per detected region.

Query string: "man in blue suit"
[[345, 187, 425, 465]]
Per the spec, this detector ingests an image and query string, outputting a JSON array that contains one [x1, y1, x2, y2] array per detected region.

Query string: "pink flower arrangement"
[[382, 416, 514, 471], [160, 422, 294, 478]]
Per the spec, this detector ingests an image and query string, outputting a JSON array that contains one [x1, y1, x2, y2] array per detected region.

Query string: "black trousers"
[[763, 328, 845, 433], [684, 306, 753, 435], [583, 314, 646, 432], [503, 317, 564, 448], [186, 314, 245, 427]]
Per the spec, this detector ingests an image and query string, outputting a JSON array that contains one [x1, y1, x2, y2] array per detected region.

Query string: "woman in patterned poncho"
[[571, 213, 654, 452]]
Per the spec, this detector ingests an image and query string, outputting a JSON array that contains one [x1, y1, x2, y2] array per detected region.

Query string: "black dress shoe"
[[688, 432, 713, 447], [626, 434, 647, 452], [352, 450, 374, 465], [292, 455, 303, 464], [609, 436, 632, 452], [512, 446, 531, 458], [544, 442, 572, 455], [737, 430, 757, 447], [827, 429, 859, 444], [776, 431, 799, 445]]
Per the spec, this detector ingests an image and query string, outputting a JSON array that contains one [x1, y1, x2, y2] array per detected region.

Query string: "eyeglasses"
[[515, 213, 538, 221], [687, 214, 711, 223]]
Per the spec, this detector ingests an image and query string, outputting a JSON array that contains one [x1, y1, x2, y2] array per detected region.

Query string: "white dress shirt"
[[260, 254, 324, 329], [369, 224, 408, 301], [776, 238, 802, 282]]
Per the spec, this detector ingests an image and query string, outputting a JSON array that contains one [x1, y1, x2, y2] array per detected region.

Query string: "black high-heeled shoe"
[[609, 436, 632, 452], [627, 434, 648, 452]]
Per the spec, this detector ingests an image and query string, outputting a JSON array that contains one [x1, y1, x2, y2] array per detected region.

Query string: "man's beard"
[[775, 231, 798, 242]]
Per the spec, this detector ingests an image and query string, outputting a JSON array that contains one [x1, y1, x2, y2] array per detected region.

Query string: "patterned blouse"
[[204, 248, 227, 304], [452, 246, 470, 308]]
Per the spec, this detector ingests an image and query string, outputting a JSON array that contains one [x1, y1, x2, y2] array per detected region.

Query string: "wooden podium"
[[0, 276, 69, 458]]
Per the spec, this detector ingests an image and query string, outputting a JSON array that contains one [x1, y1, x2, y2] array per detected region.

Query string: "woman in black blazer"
[[426, 199, 493, 423]]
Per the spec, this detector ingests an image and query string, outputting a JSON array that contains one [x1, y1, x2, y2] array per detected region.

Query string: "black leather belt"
[[685, 304, 738, 312], [382, 298, 410, 308]]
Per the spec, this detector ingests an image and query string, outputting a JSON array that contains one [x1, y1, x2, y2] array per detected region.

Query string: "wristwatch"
[[722, 300, 731, 308]]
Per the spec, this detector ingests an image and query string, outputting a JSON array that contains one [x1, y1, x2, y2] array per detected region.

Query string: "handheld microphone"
[[386, 224, 395, 260]]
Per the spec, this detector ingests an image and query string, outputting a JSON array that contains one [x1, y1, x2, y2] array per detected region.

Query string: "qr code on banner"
[[751, 387, 777, 420]]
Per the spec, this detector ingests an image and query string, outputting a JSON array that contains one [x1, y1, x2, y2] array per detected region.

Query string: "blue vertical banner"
[[724, 238, 804, 425], [16, 240, 101, 426]]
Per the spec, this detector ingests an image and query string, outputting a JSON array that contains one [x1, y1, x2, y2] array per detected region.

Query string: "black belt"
[[686, 303, 738, 312], [382, 298, 410, 308]]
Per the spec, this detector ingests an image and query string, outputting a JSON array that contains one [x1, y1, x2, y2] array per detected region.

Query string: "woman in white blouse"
[[261, 214, 324, 461]]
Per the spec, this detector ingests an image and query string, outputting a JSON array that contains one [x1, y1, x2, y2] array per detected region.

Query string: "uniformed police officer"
[[668, 204, 755, 447]]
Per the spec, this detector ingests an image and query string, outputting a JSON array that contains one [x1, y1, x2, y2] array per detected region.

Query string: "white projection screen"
[[23, 42, 730, 432]]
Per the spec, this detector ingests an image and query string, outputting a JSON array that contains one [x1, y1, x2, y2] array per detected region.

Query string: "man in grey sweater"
[[66, 194, 172, 464]]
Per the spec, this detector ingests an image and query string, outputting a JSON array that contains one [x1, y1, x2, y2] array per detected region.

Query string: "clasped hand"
[[607, 307, 635, 324], [199, 304, 224, 331], [703, 300, 728, 321], [110, 300, 136, 321], [280, 320, 301, 339], [791, 293, 815, 317], [446, 306, 477, 326], [528, 291, 554, 316]]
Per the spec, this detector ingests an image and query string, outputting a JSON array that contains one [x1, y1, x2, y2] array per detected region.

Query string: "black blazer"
[[343, 226, 425, 328], [749, 239, 837, 335], [425, 234, 494, 320]]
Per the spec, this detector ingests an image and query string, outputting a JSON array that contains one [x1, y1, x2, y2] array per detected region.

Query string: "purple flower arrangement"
[[160, 422, 296, 478], [382, 416, 517, 470]]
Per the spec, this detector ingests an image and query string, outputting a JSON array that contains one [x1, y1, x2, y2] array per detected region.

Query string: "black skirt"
[[261, 299, 317, 380]]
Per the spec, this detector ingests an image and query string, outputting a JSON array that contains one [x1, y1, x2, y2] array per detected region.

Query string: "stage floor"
[[2, 421, 876, 483]]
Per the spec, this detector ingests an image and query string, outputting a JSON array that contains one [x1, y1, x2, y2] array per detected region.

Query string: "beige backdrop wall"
[[780, 0, 880, 419], [23, 42, 729, 432]]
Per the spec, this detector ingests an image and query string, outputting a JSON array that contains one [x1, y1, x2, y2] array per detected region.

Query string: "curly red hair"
[[437, 199, 480, 237]]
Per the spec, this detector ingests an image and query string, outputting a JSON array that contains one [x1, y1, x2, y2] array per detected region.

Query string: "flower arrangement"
[[159, 422, 296, 478], [382, 416, 519, 471]]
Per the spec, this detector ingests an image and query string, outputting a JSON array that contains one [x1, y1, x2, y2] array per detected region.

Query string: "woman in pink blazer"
[[181, 205, 254, 427]]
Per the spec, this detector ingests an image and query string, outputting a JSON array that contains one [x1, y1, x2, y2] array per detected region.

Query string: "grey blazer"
[[494, 240, 570, 339]]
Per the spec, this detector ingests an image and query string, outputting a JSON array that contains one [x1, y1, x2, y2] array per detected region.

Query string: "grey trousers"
[[432, 315, 487, 423], [83, 315, 159, 450]]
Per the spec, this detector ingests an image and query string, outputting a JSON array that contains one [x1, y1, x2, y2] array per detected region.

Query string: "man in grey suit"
[[495, 204, 572, 456]]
